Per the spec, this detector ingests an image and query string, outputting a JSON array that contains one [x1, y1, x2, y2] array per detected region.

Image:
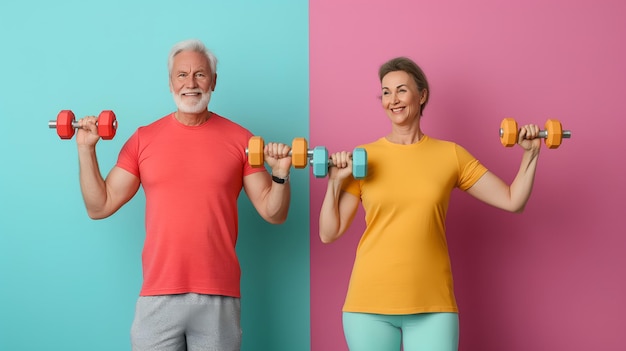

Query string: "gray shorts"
[[130, 293, 242, 351]]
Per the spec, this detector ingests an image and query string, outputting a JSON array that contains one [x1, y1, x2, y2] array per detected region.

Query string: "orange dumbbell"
[[500, 118, 571, 149], [48, 110, 117, 140], [246, 136, 310, 168]]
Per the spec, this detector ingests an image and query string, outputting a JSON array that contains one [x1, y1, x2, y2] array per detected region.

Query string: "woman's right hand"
[[328, 151, 355, 180]]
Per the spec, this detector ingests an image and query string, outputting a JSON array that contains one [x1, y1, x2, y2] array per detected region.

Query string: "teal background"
[[0, 1, 310, 350]]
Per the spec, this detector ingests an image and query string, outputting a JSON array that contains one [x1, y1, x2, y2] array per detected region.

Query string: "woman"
[[318, 57, 541, 351]]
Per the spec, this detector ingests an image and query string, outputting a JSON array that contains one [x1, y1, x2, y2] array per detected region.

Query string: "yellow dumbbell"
[[500, 118, 572, 149], [246, 136, 309, 168]]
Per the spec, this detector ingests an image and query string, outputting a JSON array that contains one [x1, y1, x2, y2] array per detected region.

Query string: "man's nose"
[[185, 75, 198, 88]]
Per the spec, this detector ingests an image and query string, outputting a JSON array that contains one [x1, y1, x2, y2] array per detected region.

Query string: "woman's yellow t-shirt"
[[342, 136, 488, 314]]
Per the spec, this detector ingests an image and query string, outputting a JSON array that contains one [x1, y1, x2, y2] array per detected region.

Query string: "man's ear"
[[212, 74, 218, 91]]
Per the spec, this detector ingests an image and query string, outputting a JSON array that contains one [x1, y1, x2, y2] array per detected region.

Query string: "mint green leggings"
[[342, 312, 459, 351]]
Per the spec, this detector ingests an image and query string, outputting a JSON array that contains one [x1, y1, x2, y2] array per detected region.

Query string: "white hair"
[[167, 39, 218, 76]]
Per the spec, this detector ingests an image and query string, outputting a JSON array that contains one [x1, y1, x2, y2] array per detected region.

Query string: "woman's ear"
[[420, 89, 428, 104]]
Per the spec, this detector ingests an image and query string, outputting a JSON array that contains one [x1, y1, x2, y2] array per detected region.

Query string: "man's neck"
[[174, 110, 211, 126]]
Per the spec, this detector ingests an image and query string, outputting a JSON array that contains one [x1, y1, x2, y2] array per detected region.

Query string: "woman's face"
[[381, 70, 426, 125]]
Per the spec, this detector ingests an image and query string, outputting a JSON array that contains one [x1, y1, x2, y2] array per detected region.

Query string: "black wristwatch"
[[271, 174, 289, 184]]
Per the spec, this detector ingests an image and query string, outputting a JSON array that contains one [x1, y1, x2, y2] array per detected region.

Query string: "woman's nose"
[[391, 92, 399, 104]]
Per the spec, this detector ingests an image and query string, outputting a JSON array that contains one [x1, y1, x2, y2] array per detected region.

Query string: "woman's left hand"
[[518, 124, 542, 153]]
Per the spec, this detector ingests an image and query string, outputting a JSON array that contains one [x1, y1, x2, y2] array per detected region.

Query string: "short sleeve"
[[116, 130, 140, 178], [455, 144, 488, 190], [341, 176, 361, 198]]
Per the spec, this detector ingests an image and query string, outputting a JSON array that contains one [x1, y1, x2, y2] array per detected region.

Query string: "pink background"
[[309, 0, 626, 350]]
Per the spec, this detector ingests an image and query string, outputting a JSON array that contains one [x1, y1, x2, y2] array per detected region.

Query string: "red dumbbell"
[[48, 110, 117, 140]]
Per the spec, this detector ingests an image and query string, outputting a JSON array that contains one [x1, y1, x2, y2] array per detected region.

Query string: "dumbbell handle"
[[499, 128, 572, 139], [48, 120, 118, 129], [244, 149, 299, 156], [538, 130, 571, 138], [306, 152, 353, 167], [49, 120, 80, 128], [245, 149, 322, 157], [244, 149, 355, 165]]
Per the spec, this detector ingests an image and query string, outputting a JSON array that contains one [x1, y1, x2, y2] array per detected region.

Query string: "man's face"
[[169, 51, 216, 113]]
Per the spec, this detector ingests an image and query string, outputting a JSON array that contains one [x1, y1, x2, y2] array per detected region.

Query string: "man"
[[76, 39, 292, 350]]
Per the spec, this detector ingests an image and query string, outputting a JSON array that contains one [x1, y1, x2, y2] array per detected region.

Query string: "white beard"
[[173, 90, 212, 114]]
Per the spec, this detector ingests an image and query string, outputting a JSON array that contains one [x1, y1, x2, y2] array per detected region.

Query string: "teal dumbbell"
[[310, 145, 368, 179], [289, 138, 368, 179]]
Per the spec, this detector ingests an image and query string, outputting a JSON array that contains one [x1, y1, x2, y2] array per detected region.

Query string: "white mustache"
[[180, 90, 204, 95]]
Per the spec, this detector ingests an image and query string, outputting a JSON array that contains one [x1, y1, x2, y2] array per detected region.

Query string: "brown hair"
[[378, 57, 430, 115]]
